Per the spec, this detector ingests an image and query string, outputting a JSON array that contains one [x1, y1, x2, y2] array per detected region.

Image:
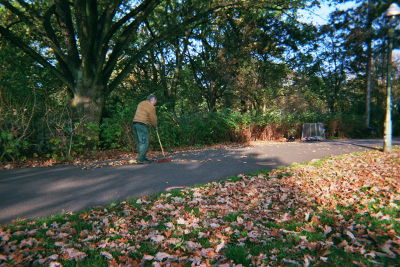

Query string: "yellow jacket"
[[133, 100, 157, 128]]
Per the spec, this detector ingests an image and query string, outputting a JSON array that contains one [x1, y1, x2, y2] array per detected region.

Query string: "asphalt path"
[[0, 138, 399, 226]]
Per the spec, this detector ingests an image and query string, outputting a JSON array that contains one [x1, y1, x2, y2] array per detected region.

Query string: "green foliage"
[[100, 101, 137, 151], [0, 92, 34, 161], [1, 100, 383, 163], [150, 107, 232, 148], [0, 131, 28, 161], [225, 245, 251, 266], [1, 0, 398, 163]]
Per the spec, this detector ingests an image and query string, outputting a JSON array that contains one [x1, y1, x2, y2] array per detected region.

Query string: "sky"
[[298, 1, 360, 25]]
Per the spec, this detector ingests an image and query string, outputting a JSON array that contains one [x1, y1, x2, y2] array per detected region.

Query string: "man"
[[132, 95, 158, 164]]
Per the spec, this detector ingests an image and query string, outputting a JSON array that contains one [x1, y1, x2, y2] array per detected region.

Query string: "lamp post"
[[383, 3, 400, 153]]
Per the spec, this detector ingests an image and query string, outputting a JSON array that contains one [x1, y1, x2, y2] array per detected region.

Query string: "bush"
[[0, 96, 387, 163], [100, 102, 137, 151], [153, 108, 232, 149]]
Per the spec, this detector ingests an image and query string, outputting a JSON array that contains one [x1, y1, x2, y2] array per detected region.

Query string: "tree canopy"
[[0, 0, 317, 145], [1, 0, 399, 162]]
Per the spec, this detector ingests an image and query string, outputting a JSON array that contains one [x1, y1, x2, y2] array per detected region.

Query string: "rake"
[[156, 130, 172, 163]]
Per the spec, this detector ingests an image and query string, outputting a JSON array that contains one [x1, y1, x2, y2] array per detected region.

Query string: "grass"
[[0, 147, 399, 266]]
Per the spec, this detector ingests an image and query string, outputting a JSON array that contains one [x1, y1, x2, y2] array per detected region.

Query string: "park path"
[[0, 138, 398, 226]]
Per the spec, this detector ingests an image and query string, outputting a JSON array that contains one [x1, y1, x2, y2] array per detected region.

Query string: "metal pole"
[[383, 27, 393, 152]]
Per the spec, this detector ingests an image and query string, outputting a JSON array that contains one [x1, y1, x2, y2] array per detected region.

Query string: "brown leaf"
[[195, 250, 202, 257], [323, 225, 332, 236], [165, 230, 171, 238], [270, 229, 279, 236], [206, 250, 217, 258], [321, 248, 331, 256], [184, 241, 202, 250], [142, 255, 154, 261], [365, 251, 376, 258], [337, 240, 348, 248], [150, 235, 165, 243], [0, 254, 7, 262], [245, 221, 253, 231], [374, 251, 396, 259], [154, 252, 173, 261], [13, 254, 24, 264], [100, 251, 113, 260], [62, 248, 87, 260], [311, 216, 321, 226], [346, 230, 355, 240]]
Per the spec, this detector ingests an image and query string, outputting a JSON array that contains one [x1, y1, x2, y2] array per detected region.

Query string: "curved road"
[[0, 138, 398, 226]]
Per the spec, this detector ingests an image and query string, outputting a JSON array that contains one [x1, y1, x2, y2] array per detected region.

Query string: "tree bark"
[[70, 79, 105, 147]]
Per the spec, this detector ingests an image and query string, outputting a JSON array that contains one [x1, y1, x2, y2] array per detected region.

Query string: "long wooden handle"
[[156, 130, 165, 157]]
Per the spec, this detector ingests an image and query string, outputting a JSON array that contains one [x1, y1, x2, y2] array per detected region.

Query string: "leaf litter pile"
[[0, 143, 244, 170], [1, 148, 399, 266]]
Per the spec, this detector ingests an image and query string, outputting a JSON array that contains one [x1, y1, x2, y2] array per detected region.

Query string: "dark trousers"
[[132, 122, 149, 162]]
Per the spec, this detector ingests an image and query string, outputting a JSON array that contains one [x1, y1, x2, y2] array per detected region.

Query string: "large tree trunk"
[[70, 80, 105, 148]]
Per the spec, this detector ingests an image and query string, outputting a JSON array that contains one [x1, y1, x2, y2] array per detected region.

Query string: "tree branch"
[[43, 4, 75, 83], [102, 0, 161, 78], [1, 0, 76, 76], [54, 0, 81, 70], [0, 26, 75, 91]]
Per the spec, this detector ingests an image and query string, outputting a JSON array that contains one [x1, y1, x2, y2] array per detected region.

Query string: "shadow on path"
[[0, 138, 398, 226]]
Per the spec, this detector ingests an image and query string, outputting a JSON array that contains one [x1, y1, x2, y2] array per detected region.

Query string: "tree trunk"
[[70, 80, 105, 148]]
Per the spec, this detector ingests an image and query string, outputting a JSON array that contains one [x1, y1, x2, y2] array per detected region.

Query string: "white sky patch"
[[298, 1, 360, 26]]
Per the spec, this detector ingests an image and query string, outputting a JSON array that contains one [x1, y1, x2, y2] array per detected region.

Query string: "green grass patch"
[[225, 245, 251, 266]]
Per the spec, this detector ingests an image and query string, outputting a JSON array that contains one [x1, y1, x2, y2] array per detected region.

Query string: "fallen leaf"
[[346, 230, 355, 240], [142, 255, 154, 261], [150, 235, 165, 243], [337, 240, 348, 248], [323, 225, 332, 236], [100, 251, 113, 260], [154, 252, 173, 261], [185, 241, 202, 250], [62, 248, 87, 260]]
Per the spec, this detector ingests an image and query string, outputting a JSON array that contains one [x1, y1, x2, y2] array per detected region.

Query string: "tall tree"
[[329, 0, 394, 126], [0, 0, 317, 145], [187, 24, 235, 112], [309, 24, 351, 113], [215, 6, 317, 113]]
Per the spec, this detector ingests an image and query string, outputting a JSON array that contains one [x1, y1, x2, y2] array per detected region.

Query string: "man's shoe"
[[137, 160, 151, 164]]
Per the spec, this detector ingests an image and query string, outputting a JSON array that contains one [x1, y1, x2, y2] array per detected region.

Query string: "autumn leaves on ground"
[[0, 148, 399, 266]]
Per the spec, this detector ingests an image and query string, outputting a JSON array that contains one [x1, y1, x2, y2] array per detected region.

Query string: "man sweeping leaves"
[[132, 95, 158, 164]]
